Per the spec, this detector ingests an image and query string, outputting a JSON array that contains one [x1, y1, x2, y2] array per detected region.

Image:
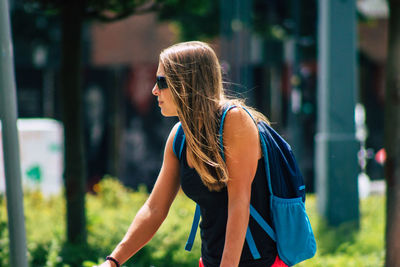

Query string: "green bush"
[[0, 178, 385, 266], [297, 195, 385, 267], [85, 177, 201, 267]]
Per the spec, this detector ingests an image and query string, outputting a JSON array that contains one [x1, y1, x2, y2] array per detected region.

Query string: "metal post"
[[316, 0, 359, 226], [0, 0, 29, 266]]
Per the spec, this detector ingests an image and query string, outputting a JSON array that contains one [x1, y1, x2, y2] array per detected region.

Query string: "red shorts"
[[271, 256, 288, 267], [199, 256, 288, 267]]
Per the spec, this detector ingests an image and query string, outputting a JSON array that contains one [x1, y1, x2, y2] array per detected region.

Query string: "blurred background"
[[1, 0, 387, 191], [0, 0, 391, 266]]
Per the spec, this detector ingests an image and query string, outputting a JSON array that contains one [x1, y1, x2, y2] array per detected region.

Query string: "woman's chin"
[[160, 110, 178, 117]]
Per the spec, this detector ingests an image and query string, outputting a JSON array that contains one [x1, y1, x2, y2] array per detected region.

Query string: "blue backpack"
[[173, 105, 317, 266]]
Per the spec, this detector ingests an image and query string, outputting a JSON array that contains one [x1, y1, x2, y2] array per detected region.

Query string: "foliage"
[[155, 0, 315, 42], [24, 0, 159, 21], [0, 178, 384, 266], [297, 195, 385, 267], [84, 177, 201, 267], [19, 0, 163, 249], [156, 0, 219, 41]]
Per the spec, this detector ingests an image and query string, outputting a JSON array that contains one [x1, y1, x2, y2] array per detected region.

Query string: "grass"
[[297, 194, 385, 267], [0, 178, 385, 266]]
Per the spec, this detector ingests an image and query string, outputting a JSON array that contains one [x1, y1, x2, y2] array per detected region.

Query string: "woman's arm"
[[219, 108, 261, 267], [98, 123, 182, 267]]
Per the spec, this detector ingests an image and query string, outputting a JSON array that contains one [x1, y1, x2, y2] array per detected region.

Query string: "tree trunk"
[[60, 2, 87, 244], [385, 1, 400, 266], [107, 67, 124, 177]]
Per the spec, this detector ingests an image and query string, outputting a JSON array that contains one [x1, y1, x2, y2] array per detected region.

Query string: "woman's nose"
[[152, 84, 159, 96]]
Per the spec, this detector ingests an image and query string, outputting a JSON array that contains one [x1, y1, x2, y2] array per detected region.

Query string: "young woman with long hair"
[[98, 41, 287, 267]]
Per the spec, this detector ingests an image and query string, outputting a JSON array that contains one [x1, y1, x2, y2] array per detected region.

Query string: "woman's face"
[[152, 63, 178, 117]]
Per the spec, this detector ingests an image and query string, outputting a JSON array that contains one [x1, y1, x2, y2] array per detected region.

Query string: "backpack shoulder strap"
[[185, 105, 275, 255], [173, 122, 186, 160], [185, 204, 201, 251], [239, 107, 274, 196], [219, 104, 237, 160], [219, 105, 277, 259], [236, 107, 277, 259]]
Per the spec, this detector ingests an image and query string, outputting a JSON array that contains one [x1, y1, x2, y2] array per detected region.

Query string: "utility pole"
[[316, 0, 359, 226], [0, 0, 29, 266]]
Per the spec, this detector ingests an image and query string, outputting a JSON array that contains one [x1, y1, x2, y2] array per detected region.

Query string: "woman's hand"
[[94, 123, 181, 266], [95, 261, 114, 267]]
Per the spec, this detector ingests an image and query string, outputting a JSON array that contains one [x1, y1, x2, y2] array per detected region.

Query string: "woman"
[[98, 41, 287, 267]]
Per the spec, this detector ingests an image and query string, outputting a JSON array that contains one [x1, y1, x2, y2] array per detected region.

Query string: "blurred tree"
[[24, 0, 226, 250], [385, 1, 400, 266], [157, 0, 219, 41], [23, 0, 224, 249], [23, 0, 317, 249], [157, 0, 317, 45], [24, 0, 161, 246]]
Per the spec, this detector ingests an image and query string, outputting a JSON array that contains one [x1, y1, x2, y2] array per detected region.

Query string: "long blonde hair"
[[160, 41, 268, 191]]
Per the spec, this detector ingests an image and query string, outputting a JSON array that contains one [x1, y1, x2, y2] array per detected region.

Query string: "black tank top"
[[179, 141, 277, 267]]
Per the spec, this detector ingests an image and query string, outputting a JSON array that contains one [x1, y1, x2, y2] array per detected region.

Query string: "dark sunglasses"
[[156, 76, 168, 89]]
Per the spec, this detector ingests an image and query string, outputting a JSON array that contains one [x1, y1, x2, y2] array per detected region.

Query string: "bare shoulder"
[[165, 121, 182, 156], [169, 121, 182, 138], [223, 107, 258, 137], [222, 107, 260, 159]]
